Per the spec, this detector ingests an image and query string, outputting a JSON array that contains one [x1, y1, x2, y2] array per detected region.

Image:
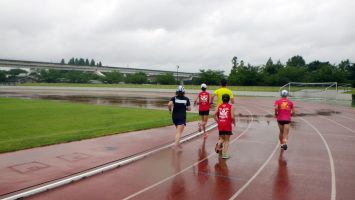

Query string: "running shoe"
[[203, 132, 208, 139], [281, 144, 288, 150], [215, 143, 223, 153], [177, 144, 183, 150], [215, 143, 220, 153], [172, 144, 183, 151]]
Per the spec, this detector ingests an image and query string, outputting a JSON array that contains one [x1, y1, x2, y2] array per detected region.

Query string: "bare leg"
[[222, 135, 230, 154], [202, 115, 208, 136], [278, 123, 284, 144], [175, 125, 185, 146], [198, 117, 202, 132], [282, 124, 290, 144]]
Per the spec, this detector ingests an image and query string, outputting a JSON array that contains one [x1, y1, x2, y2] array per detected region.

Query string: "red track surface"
[[1, 97, 355, 200]]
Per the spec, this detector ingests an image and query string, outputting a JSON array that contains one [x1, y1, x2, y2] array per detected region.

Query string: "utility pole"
[[176, 65, 179, 85]]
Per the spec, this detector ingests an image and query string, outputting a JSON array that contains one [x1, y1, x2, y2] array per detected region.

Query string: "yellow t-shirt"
[[214, 87, 234, 106]]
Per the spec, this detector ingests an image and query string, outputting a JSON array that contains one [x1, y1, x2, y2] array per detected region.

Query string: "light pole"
[[176, 65, 179, 85]]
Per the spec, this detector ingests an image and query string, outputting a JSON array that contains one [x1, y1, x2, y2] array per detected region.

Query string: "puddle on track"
[[0, 93, 170, 110]]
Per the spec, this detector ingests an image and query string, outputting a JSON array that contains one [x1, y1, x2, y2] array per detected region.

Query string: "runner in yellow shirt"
[[211, 79, 234, 106]]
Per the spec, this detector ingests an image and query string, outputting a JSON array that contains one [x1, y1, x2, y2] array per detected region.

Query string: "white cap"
[[281, 90, 288, 97], [176, 85, 185, 93], [201, 83, 207, 89]]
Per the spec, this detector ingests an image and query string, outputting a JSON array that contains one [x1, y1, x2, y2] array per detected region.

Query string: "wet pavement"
[[1, 87, 355, 199]]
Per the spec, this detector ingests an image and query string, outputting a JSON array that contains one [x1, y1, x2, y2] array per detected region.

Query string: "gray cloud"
[[0, 0, 354, 73]]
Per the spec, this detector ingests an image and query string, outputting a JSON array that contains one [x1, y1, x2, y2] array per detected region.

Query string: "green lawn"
[[0, 98, 199, 153], [19, 83, 282, 92]]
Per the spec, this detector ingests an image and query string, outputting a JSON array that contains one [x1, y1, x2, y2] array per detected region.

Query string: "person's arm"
[[230, 97, 235, 104], [230, 90, 235, 104], [168, 100, 173, 113], [212, 109, 218, 123], [231, 105, 236, 126], [210, 94, 215, 105], [193, 95, 199, 106], [208, 94, 213, 105], [211, 90, 218, 105], [186, 105, 192, 111], [274, 104, 278, 118], [186, 98, 192, 111]]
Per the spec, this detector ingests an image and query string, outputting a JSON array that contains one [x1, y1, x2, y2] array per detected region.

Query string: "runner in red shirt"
[[213, 94, 236, 159], [194, 83, 211, 138], [274, 90, 294, 150]]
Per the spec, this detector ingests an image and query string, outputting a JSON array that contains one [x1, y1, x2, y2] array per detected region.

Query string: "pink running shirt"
[[274, 98, 294, 121]]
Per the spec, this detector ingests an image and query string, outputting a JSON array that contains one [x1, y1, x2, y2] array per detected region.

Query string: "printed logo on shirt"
[[200, 95, 208, 103], [175, 99, 187, 104], [219, 108, 229, 119], [281, 101, 289, 110]]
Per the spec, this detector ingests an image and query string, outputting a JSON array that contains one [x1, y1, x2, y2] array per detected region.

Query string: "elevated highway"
[[0, 59, 198, 81]]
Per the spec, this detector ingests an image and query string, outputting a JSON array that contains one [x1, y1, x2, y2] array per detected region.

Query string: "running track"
[[1, 97, 355, 200]]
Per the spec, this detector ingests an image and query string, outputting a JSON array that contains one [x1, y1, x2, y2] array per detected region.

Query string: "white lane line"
[[2, 125, 217, 200], [300, 117, 336, 200], [257, 105, 336, 200], [319, 116, 355, 134], [228, 105, 279, 200], [228, 143, 279, 200], [122, 106, 254, 200], [337, 115, 355, 122]]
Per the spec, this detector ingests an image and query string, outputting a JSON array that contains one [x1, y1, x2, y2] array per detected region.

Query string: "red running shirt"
[[198, 91, 210, 111], [217, 103, 232, 131], [274, 98, 294, 121]]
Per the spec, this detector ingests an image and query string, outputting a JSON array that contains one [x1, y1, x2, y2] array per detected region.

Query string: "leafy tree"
[[104, 71, 124, 84], [39, 69, 61, 83], [198, 69, 225, 85], [60, 59, 65, 64], [78, 58, 85, 66], [68, 58, 75, 65], [286, 55, 306, 67], [74, 58, 79, 65], [228, 57, 238, 85], [232, 56, 238, 68], [97, 62, 103, 67], [349, 63, 355, 87], [90, 59, 96, 66], [337, 60, 352, 84], [65, 71, 94, 83], [234, 63, 262, 86], [125, 72, 148, 84], [156, 73, 175, 85], [306, 60, 327, 72], [7, 69, 27, 78], [277, 66, 307, 85], [0, 71, 6, 82], [264, 57, 283, 75], [85, 59, 90, 66]]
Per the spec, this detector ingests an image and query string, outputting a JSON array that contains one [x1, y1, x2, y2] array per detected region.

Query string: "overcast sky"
[[1, 0, 354, 73]]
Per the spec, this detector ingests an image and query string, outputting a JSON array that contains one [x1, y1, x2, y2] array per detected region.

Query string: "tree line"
[[1, 55, 354, 87], [196, 56, 355, 87], [61, 58, 103, 67]]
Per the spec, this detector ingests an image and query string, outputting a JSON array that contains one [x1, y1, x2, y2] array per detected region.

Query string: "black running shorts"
[[199, 110, 210, 116], [278, 120, 291, 125], [219, 131, 233, 136]]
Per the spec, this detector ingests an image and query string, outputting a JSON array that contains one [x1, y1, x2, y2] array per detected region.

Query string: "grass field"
[[18, 82, 355, 93], [20, 83, 281, 92], [0, 97, 199, 153]]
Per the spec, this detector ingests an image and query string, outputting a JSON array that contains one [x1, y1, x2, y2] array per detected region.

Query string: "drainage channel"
[[1, 123, 217, 200]]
